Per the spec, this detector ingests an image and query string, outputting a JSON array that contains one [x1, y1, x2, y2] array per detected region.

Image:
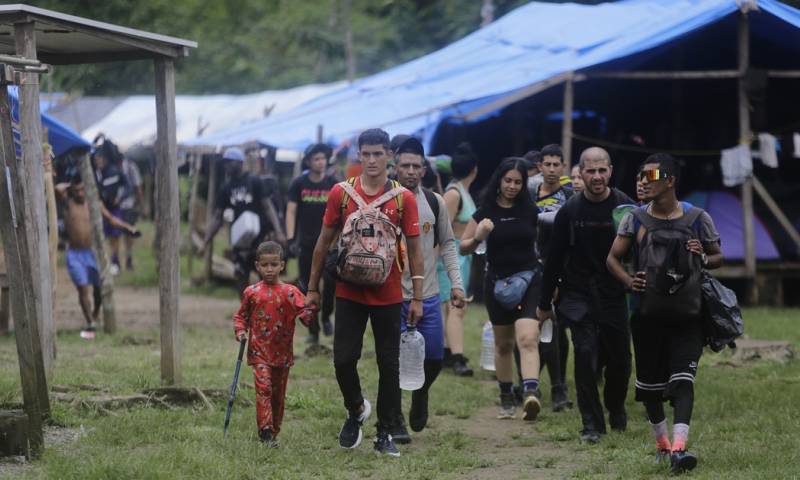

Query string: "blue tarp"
[[183, 0, 800, 152], [7, 87, 90, 157]]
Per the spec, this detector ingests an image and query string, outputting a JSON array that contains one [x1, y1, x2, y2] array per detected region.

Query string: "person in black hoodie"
[[537, 147, 633, 444]]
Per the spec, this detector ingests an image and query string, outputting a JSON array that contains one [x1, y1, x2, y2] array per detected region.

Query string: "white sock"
[[673, 423, 690, 451]]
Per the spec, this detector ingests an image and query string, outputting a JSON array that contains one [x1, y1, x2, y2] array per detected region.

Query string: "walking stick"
[[223, 338, 247, 437]]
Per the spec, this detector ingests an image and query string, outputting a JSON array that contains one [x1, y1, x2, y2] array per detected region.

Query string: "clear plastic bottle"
[[479, 322, 495, 371], [399, 328, 426, 390], [539, 318, 553, 343]]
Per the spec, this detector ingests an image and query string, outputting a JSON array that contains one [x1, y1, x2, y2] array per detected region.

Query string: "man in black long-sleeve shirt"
[[537, 147, 633, 443]]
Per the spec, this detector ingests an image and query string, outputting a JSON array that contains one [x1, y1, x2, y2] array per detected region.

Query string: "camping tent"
[[7, 86, 90, 156], [181, 0, 800, 152]]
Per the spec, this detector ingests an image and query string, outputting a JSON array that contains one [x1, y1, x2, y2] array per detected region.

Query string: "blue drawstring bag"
[[494, 270, 535, 310]]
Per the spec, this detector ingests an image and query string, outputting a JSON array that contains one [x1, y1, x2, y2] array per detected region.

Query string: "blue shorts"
[[103, 208, 123, 238], [438, 241, 471, 302], [401, 296, 444, 360], [67, 249, 100, 287]]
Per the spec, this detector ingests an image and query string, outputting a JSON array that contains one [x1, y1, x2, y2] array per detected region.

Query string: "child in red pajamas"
[[234, 241, 309, 446]]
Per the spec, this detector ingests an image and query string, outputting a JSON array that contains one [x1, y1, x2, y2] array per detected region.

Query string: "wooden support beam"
[[14, 21, 55, 380], [204, 155, 217, 283], [737, 11, 757, 302], [561, 73, 574, 170], [77, 153, 116, 333], [462, 72, 574, 122], [752, 176, 800, 252], [154, 56, 181, 385], [0, 85, 48, 457], [185, 154, 201, 280], [585, 70, 740, 80]]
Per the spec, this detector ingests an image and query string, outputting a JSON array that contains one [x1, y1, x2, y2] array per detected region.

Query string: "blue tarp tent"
[[7, 86, 91, 157], [182, 0, 800, 151]]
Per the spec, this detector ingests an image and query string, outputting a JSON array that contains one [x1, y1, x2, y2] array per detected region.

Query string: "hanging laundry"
[[755, 133, 778, 168], [720, 144, 752, 187], [793, 133, 800, 159]]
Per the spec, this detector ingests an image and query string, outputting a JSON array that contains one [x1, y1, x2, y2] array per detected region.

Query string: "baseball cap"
[[392, 135, 425, 158], [302, 143, 333, 164]]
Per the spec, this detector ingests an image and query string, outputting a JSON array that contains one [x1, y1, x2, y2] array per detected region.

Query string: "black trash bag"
[[701, 272, 744, 352]]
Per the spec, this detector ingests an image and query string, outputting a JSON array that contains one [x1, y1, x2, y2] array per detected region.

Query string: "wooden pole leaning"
[[77, 153, 117, 333], [0, 72, 48, 457], [14, 21, 55, 380]]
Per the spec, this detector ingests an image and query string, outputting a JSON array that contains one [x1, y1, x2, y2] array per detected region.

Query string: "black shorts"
[[631, 314, 704, 403], [483, 269, 541, 326]]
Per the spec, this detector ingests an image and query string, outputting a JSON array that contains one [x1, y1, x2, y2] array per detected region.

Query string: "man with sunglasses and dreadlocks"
[[607, 153, 721, 475], [537, 147, 634, 445]]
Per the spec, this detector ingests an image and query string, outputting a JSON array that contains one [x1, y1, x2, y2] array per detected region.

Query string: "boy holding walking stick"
[[233, 241, 313, 446]]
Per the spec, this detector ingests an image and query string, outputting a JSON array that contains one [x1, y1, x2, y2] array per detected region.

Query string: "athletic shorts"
[[66, 248, 100, 287], [401, 295, 444, 360], [631, 314, 704, 403], [483, 269, 541, 326], [438, 239, 471, 302], [121, 208, 139, 226]]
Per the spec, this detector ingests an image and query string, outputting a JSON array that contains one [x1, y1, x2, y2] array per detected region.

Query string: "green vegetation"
[[1, 305, 798, 478]]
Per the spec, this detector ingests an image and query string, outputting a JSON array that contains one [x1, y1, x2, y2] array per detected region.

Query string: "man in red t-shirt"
[[306, 128, 424, 457]]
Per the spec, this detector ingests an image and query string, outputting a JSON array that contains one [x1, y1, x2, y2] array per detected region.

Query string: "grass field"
[[1, 300, 798, 479]]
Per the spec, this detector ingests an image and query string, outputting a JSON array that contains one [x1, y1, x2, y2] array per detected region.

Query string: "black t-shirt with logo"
[[473, 200, 539, 279], [288, 173, 338, 247], [216, 173, 265, 222]]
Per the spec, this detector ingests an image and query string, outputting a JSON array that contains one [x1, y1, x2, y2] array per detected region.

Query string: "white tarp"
[[81, 81, 345, 150]]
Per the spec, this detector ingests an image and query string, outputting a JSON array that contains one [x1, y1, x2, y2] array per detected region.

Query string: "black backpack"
[[421, 187, 440, 247], [632, 206, 704, 319]]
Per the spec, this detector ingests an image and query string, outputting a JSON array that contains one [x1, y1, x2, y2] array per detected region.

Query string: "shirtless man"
[[57, 177, 138, 338]]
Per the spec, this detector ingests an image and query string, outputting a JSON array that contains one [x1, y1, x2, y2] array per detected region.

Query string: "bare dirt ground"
[[52, 267, 240, 332]]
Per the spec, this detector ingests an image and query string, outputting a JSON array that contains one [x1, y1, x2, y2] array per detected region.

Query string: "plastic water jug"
[[479, 322, 495, 371], [540, 318, 553, 343], [399, 328, 425, 390]]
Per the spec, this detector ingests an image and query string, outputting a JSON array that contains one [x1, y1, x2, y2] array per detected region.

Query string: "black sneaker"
[[373, 431, 400, 457], [389, 415, 411, 445], [551, 384, 573, 412], [409, 389, 429, 432], [522, 389, 542, 421], [338, 399, 372, 449], [259, 428, 278, 448], [609, 409, 627, 432], [452, 357, 474, 377], [322, 320, 333, 337], [669, 450, 697, 474], [579, 429, 601, 444]]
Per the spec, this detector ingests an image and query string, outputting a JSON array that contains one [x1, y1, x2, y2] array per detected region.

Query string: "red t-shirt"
[[233, 281, 305, 367], [323, 177, 420, 305]]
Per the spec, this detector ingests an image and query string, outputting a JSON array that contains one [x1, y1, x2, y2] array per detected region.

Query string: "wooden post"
[[752, 176, 800, 252], [154, 57, 181, 385], [77, 153, 116, 333], [14, 21, 55, 380], [185, 154, 200, 279], [43, 142, 58, 344], [738, 10, 757, 302], [561, 73, 574, 170], [204, 155, 217, 283], [0, 84, 48, 457]]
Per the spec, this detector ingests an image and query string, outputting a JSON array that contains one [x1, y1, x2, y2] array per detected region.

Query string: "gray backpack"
[[632, 206, 704, 320]]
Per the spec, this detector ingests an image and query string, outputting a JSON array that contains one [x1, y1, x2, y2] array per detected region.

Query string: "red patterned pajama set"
[[234, 281, 304, 436]]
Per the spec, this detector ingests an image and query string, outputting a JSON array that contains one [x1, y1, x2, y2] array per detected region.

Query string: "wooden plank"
[[185, 154, 201, 279], [43, 142, 58, 342], [77, 153, 116, 333], [585, 70, 740, 80], [204, 155, 217, 283], [0, 277, 9, 334], [154, 57, 181, 385], [14, 21, 55, 383], [0, 84, 48, 456], [737, 12, 757, 303], [461, 72, 574, 121], [561, 72, 574, 170], [752, 176, 800, 252]]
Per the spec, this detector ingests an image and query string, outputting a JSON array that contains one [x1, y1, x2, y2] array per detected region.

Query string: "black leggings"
[[333, 298, 401, 431]]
